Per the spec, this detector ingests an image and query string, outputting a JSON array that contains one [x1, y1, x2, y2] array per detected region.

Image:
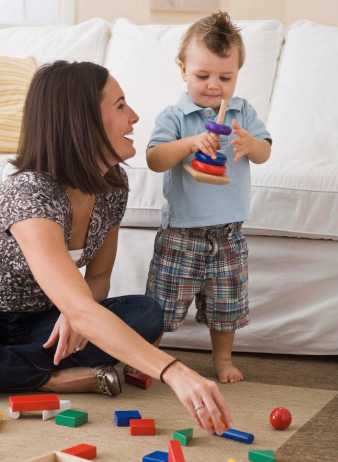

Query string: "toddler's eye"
[[220, 77, 231, 82], [196, 75, 208, 80]]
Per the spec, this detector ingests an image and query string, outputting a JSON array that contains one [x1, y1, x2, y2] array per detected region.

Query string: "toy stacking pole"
[[183, 97, 231, 185], [216, 98, 227, 125]]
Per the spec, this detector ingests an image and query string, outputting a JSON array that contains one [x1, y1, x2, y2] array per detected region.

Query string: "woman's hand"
[[43, 313, 88, 365], [163, 361, 232, 434]]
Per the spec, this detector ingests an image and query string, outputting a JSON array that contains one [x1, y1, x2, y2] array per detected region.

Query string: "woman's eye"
[[117, 103, 125, 110]]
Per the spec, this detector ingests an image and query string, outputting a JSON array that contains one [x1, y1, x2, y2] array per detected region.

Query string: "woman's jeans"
[[0, 295, 163, 392]]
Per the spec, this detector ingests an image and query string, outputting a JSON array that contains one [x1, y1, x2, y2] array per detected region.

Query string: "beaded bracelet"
[[160, 359, 180, 383]]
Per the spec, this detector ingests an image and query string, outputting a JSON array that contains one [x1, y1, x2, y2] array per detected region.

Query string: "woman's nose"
[[129, 106, 139, 124]]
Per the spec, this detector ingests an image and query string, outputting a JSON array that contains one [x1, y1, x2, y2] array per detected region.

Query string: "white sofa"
[[1, 17, 337, 355]]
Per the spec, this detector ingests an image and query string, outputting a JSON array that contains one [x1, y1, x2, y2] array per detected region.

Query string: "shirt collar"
[[176, 92, 244, 115]]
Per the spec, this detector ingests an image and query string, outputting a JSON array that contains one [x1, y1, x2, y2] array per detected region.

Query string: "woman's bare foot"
[[214, 359, 244, 384]]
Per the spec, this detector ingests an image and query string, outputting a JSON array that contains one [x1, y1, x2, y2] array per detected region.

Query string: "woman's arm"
[[10, 218, 232, 433], [10, 218, 174, 378], [84, 225, 120, 301]]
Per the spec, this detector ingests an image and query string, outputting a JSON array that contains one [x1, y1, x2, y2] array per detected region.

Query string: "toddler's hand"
[[231, 119, 256, 162], [191, 132, 220, 159]]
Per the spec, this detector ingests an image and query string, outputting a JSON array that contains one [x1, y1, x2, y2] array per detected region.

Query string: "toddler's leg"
[[210, 329, 243, 383]]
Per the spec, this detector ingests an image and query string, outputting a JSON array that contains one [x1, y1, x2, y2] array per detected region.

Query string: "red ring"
[[192, 159, 226, 176]]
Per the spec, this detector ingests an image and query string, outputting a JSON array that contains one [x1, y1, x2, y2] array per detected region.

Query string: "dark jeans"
[[0, 295, 163, 392]]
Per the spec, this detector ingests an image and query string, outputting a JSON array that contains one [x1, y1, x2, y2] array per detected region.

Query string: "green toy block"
[[55, 409, 88, 428], [248, 449, 276, 462], [172, 428, 193, 446]]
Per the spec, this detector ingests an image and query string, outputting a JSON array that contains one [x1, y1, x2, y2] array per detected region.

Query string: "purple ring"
[[206, 121, 232, 136]]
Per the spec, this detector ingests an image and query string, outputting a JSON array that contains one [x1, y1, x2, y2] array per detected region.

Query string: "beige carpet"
[[0, 353, 337, 462]]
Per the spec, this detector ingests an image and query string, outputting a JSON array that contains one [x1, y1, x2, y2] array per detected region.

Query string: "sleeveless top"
[[0, 170, 128, 312]]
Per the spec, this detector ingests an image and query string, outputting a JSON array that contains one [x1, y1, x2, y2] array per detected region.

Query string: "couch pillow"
[[0, 18, 110, 65], [0, 56, 37, 153], [267, 20, 338, 168], [104, 18, 284, 170]]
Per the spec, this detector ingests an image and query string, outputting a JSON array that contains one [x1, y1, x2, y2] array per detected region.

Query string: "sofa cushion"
[[104, 18, 284, 228], [0, 56, 37, 153], [0, 18, 110, 65], [247, 21, 338, 240]]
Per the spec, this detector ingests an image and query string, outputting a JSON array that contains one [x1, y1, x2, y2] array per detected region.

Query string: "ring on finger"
[[193, 403, 205, 412], [74, 346, 81, 353]]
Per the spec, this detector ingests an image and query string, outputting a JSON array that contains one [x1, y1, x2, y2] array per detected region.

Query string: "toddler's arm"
[[147, 132, 219, 172]]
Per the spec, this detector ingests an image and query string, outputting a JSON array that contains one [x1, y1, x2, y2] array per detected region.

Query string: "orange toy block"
[[124, 370, 153, 389], [168, 440, 185, 462], [9, 394, 60, 412], [129, 418, 156, 436], [62, 443, 97, 460]]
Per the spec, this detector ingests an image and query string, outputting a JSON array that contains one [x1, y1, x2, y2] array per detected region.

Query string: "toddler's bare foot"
[[215, 360, 244, 384]]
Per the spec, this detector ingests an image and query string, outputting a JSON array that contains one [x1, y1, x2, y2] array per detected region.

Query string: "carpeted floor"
[[0, 350, 337, 462]]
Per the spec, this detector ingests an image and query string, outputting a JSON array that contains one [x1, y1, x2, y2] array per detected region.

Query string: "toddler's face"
[[181, 38, 240, 109]]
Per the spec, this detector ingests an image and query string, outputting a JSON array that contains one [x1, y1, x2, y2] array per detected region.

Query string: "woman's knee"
[[142, 295, 164, 341]]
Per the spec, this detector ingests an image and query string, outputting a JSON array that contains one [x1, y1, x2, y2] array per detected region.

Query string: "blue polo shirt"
[[148, 93, 271, 228]]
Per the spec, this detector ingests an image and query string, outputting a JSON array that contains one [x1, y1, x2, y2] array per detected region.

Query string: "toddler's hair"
[[177, 11, 245, 68]]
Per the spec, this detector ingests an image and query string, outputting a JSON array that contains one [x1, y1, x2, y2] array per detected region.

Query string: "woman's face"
[[100, 76, 139, 170]]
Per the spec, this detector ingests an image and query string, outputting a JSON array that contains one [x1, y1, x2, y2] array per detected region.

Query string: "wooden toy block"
[[248, 449, 276, 462], [130, 418, 156, 436], [62, 443, 97, 460], [9, 394, 60, 412], [25, 450, 88, 461], [219, 427, 254, 444], [124, 370, 153, 389], [172, 428, 193, 446], [142, 451, 168, 462], [168, 440, 185, 462], [227, 458, 237, 462], [0, 410, 6, 422], [55, 409, 88, 428], [114, 410, 141, 426], [43, 400, 72, 421]]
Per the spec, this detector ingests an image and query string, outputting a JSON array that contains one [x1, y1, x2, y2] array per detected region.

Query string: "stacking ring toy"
[[195, 151, 227, 166], [192, 159, 226, 176]]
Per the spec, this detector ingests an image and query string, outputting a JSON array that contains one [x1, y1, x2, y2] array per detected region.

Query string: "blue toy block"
[[114, 410, 141, 427], [218, 428, 254, 444], [142, 450, 168, 462]]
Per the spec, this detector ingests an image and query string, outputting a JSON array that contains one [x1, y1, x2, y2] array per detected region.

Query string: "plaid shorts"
[[146, 223, 249, 332]]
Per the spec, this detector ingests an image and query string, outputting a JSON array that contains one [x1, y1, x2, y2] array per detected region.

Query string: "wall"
[[76, 0, 338, 26]]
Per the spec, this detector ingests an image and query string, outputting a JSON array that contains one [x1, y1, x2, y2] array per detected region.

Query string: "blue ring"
[[195, 151, 227, 166]]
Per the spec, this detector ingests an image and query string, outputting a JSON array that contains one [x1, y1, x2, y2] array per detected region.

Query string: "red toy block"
[[62, 443, 97, 459], [168, 440, 186, 462], [129, 418, 156, 436], [124, 370, 153, 389], [9, 394, 60, 412]]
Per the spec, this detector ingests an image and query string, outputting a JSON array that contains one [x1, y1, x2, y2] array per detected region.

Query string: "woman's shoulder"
[[100, 166, 128, 225], [1, 170, 59, 195]]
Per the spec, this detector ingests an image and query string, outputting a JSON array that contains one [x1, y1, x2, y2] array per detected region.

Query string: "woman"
[[0, 61, 231, 434]]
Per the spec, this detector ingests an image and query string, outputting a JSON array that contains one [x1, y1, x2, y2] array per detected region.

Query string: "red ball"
[[270, 407, 292, 430]]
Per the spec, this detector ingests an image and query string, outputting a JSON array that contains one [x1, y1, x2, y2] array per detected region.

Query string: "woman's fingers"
[[53, 336, 67, 366], [42, 321, 59, 348]]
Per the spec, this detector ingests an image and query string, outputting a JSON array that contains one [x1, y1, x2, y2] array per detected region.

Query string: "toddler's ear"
[[176, 58, 186, 80]]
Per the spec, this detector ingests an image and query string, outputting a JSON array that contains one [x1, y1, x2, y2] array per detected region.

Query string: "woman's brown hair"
[[177, 11, 245, 69], [12, 60, 127, 194]]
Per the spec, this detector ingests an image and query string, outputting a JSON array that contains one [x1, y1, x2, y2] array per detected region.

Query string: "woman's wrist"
[[160, 358, 189, 386]]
